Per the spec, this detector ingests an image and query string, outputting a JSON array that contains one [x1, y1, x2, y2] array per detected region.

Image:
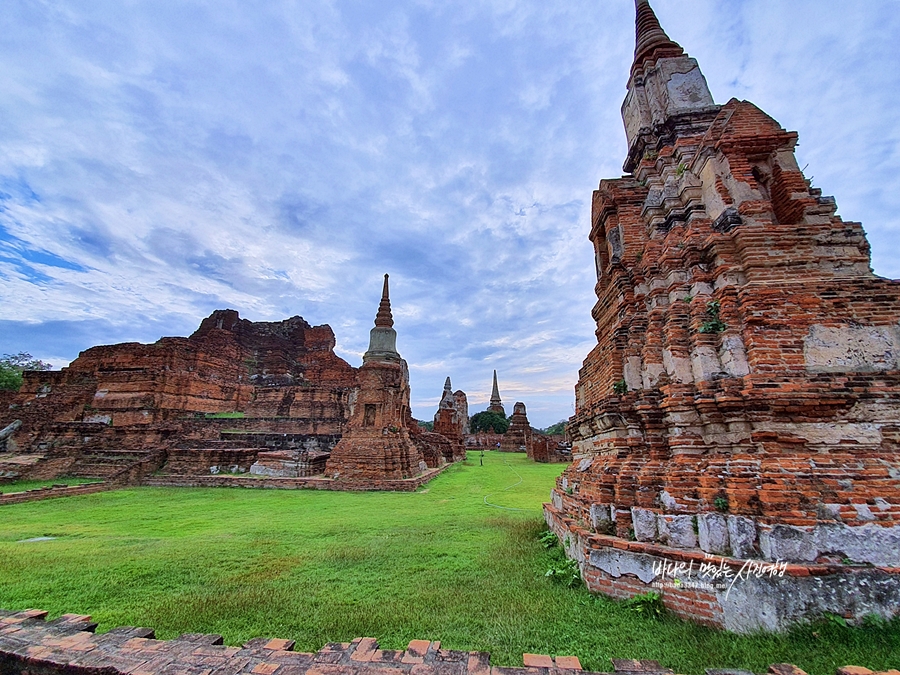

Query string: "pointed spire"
[[374, 274, 394, 328], [633, 0, 683, 67], [439, 376, 454, 407], [622, 0, 715, 173], [488, 370, 505, 415], [364, 274, 400, 363], [490, 370, 501, 405]]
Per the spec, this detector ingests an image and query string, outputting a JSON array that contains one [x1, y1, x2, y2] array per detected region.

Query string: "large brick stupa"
[[544, 0, 900, 632]]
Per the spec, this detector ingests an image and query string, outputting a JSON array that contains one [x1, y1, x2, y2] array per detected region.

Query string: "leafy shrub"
[[545, 557, 582, 588], [540, 528, 582, 588], [623, 591, 666, 620], [539, 530, 559, 549], [823, 612, 849, 628]]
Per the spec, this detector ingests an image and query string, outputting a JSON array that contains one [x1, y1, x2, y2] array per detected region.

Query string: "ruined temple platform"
[[0, 481, 111, 506], [0, 465, 452, 506], [0, 609, 890, 675], [141, 464, 452, 492]]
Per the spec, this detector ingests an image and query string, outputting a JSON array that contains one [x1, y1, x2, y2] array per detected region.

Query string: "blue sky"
[[1, 0, 898, 428]]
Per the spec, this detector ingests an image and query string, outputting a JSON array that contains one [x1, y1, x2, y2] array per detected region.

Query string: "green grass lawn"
[[0, 476, 102, 493], [0, 452, 897, 674]]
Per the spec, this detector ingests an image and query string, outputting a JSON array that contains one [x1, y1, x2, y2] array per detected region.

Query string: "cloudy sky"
[[1, 1, 898, 427]]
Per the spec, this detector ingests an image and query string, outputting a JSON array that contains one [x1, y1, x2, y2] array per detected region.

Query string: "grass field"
[[0, 452, 897, 675]]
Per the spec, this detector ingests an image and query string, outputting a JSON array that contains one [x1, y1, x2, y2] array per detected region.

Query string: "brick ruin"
[[432, 377, 469, 463], [501, 402, 533, 453], [544, 0, 900, 632], [325, 275, 429, 481], [7, 609, 887, 675], [531, 432, 570, 465], [0, 309, 352, 481], [490, 384, 567, 462], [499, 400, 568, 463], [5, 0, 899, 646], [0, 276, 464, 487], [464, 432, 505, 451]]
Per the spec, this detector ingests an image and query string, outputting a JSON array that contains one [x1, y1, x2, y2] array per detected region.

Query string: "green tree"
[[418, 420, 434, 431], [540, 420, 568, 436], [0, 352, 53, 391], [470, 411, 509, 434]]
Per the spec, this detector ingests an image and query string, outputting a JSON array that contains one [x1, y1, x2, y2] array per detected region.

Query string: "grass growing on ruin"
[[1, 452, 898, 675], [0, 476, 102, 493]]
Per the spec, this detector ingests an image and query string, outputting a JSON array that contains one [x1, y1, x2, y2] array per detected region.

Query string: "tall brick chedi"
[[325, 275, 426, 481], [545, 0, 900, 632]]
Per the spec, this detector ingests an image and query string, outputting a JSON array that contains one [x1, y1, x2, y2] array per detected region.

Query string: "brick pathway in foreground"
[[1, 609, 896, 675]]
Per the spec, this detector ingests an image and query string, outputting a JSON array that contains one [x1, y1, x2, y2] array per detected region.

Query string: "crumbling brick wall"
[[0, 310, 358, 481]]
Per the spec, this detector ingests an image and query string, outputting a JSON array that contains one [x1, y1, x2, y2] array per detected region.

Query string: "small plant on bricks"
[[545, 557, 582, 589], [540, 529, 582, 589], [699, 300, 727, 334], [539, 530, 558, 549], [623, 591, 666, 620], [613, 379, 628, 395]]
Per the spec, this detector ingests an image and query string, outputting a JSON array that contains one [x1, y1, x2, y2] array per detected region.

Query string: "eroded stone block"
[[759, 525, 817, 563], [804, 324, 900, 372], [658, 515, 697, 549], [588, 547, 660, 584], [590, 503, 613, 530], [631, 508, 658, 542], [727, 516, 757, 559], [815, 523, 900, 567], [698, 513, 729, 555]]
